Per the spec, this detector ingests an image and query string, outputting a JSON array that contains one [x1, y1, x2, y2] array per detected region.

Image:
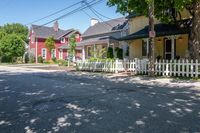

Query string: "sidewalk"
[[73, 71, 200, 90]]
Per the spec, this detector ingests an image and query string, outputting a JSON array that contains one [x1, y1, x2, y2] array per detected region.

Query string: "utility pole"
[[148, 0, 155, 76]]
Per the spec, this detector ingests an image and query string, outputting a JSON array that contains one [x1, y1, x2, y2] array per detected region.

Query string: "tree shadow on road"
[[0, 71, 200, 133]]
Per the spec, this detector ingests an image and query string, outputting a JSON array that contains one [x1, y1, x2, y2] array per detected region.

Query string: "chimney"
[[53, 21, 59, 32], [91, 18, 98, 26]]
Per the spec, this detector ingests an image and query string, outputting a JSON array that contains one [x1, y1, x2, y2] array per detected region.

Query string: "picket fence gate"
[[76, 59, 200, 78]]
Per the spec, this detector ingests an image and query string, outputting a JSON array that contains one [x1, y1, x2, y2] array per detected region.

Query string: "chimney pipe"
[[91, 18, 98, 26], [53, 21, 59, 32]]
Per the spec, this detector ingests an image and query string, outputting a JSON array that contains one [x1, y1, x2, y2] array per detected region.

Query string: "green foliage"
[[43, 60, 51, 64], [51, 57, 57, 63], [57, 59, 69, 66], [45, 36, 55, 52], [107, 47, 114, 58], [0, 34, 25, 62], [0, 23, 28, 42], [37, 56, 43, 63], [115, 47, 123, 59], [68, 34, 77, 58], [107, 0, 193, 24], [87, 57, 115, 62]]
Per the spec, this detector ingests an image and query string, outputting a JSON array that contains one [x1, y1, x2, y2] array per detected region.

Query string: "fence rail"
[[76, 59, 200, 78]]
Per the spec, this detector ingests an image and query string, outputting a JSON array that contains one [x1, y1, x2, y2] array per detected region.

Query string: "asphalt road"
[[0, 65, 200, 133]]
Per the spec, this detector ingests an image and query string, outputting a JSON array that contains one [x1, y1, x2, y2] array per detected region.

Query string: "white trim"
[[59, 49, 63, 59], [51, 49, 56, 58], [60, 37, 66, 43], [41, 48, 47, 59]]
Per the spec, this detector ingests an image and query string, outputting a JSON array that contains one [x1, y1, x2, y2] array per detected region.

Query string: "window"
[[142, 40, 149, 57], [42, 48, 47, 59], [164, 8, 177, 17], [60, 37, 65, 43], [75, 34, 80, 38], [51, 49, 56, 58]]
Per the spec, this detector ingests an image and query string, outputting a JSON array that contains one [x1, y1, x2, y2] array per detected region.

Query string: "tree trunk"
[[189, 0, 200, 61], [148, 0, 155, 76]]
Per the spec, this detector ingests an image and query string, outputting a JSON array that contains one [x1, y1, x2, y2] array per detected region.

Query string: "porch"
[[78, 36, 125, 60], [119, 23, 189, 60]]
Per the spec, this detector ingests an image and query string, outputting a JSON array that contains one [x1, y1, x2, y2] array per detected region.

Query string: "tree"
[[107, 47, 114, 58], [0, 34, 25, 62], [68, 34, 77, 61], [0, 23, 28, 42], [45, 36, 55, 52], [107, 0, 200, 60]]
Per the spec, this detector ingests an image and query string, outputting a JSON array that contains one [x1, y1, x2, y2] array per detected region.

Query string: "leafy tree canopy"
[[0, 34, 25, 58], [107, 0, 193, 23], [45, 36, 55, 51], [0, 23, 28, 42], [69, 34, 77, 57]]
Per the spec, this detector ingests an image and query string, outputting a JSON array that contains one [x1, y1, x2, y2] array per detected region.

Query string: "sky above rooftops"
[[0, 0, 124, 33]]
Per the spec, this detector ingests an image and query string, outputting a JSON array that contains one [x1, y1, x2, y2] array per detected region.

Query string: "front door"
[[165, 39, 172, 60]]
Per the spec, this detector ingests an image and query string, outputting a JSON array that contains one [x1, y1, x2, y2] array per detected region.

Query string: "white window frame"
[[59, 49, 63, 59], [60, 37, 65, 43], [51, 49, 56, 58], [41, 48, 47, 59]]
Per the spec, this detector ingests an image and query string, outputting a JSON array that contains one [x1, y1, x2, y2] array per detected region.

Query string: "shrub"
[[16, 57, 23, 64], [57, 59, 68, 66], [51, 57, 57, 63], [115, 47, 123, 59], [43, 60, 51, 64], [37, 56, 43, 63], [107, 47, 114, 59]]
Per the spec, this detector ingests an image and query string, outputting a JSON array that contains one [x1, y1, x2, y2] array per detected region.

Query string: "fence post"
[[195, 59, 198, 78], [162, 59, 165, 76], [166, 60, 169, 76], [115, 59, 118, 73], [169, 60, 172, 76], [182, 59, 185, 77], [178, 60, 181, 77], [186, 59, 189, 77], [191, 60, 194, 78]]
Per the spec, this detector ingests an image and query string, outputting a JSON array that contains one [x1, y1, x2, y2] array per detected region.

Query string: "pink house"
[[29, 21, 82, 63]]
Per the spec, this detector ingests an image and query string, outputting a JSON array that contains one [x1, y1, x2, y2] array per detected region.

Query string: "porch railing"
[[76, 59, 200, 78]]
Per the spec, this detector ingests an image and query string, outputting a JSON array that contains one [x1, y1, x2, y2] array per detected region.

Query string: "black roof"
[[82, 17, 128, 37], [118, 24, 188, 41], [31, 25, 75, 39], [126, 13, 142, 19]]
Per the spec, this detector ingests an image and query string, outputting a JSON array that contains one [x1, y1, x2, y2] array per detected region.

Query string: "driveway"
[[0, 65, 200, 133]]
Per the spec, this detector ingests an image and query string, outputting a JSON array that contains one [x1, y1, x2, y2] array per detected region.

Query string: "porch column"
[[94, 44, 96, 58], [82, 46, 85, 61], [112, 44, 115, 58], [35, 38, 38, 64], [171, 36, 175, 59]]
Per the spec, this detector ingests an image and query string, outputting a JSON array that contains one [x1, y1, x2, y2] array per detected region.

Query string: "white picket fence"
[[76, 59, 200, 78]]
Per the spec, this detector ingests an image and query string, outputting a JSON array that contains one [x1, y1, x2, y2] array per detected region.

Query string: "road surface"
[[0, 65, 200, 133]]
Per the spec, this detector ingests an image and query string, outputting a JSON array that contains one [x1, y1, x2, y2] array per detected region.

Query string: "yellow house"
[[120, 10, 191, 60]]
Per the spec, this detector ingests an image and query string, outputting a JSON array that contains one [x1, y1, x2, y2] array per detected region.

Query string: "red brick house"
[[28, 21, 82, 63]]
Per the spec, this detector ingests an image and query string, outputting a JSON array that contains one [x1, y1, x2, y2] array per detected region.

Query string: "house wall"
[[176, 34, 188, 58], [129, 16, 160, 34], [129, 34, 188, 59]]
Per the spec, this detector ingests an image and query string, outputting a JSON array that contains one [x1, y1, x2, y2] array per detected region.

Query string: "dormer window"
[[61, 37, 65, 43], [75, 34, 80, 38]]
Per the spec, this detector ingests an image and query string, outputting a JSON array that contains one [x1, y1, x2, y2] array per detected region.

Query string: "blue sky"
[[0, 0, 124, 33]]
